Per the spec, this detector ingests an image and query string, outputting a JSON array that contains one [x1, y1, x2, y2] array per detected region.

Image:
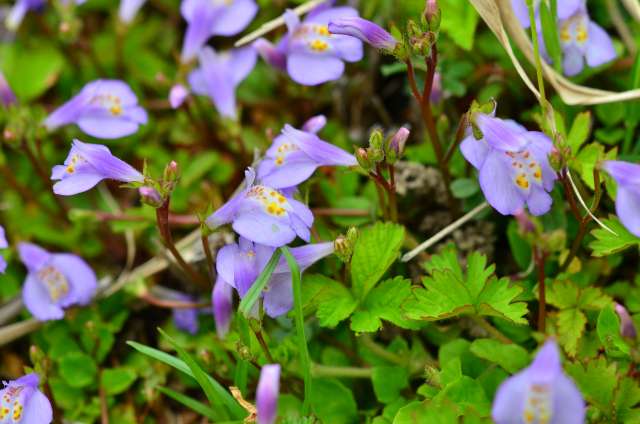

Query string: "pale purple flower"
[[119, 0, 146, 24], [430, 72, 442, 103], [19, 242, 97, 321], [169, 84, 189, 109], [615, 302, 637, 340], [461, 113, 556, 216], [328, 17, 397, 51], [212, 277, 233, 338], [256, 364, 280, 424], [603, 160, 640, 237], [256, 5, 363, 86], [389, 127, 410, 156], [51, 139, 144, 196], [139, 186, 163, 207], [180, 0, 258, 62], [0, 226, 7, 274], [253, 38, 287, 71], [510, 0, 582, 28], [44, 79, 148, 139], [0, 72, 16, 106], [0, 373, 53, 423], [215, 237, 334, 317], [5, 0, 45, 31], [188, 46, 257, 119], [257, 117, 357, 189], [171, 292, 199, 335], [492, 340, 585, 424], [206, 168, 314, 247]]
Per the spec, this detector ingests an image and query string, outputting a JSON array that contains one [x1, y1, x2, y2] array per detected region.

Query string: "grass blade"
[[157, 386, 218, 420], [238, 249, 282, 316]]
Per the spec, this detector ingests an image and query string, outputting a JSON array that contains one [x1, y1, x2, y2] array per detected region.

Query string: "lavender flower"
[[492, 340, 584, 424], [389, 127, 410, 157], [180, 0, 258, 62], [511, 0, 582, 28], [44, 79, 148, 139], [206, 168, 314, 247], [256, 364, 280, 424], [118, 0, 146, 24], [212, 277, 233, 338], [256, 5, 363, 86], [216, 237, 334, 317], [0, 226, 7, 274], [5, 0, 45, 31], [188, 46, 257, 119], [19, 242, 97, 321], [171, 292, 199, 335], [257, 117, 357, 189], [0, 73, 16, 107], [0, 373, 53, 423], [602, 160, 640, 237], [51, 139, 144, 196], [461, 113, 556, 216], [328, 17, 398, 51], [169, 84, 189, 109], [615, 302, 637, 340]]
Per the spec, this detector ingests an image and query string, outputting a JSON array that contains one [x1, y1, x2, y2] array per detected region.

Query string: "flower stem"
[[471, 316, 513, 344], [388, 163, 398, 222], [311, 364, 372, 379], [527, 0, 547, 106], [253, 329, 275, 363], [201, 232, 215, 281], [139, 292, 210, 309], [534, 248, 548, 333]]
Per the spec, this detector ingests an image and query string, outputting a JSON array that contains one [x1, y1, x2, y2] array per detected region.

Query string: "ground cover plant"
[[1, 0, 640, 422]]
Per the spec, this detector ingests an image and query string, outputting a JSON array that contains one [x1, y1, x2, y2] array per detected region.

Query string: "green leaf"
[[590, 217, 640, 257], [126, 340, 245, 419], [351, 222, 405, 299], [566, 357, 618, 414], [404, 248, 528, 324], [156, 386, 218, 421], [439, 0, 479, 50], [59, 352, 98, 388], [572, 143, 615, 190], [597, 305, 630, 356], [436, 376, 491, 417], [101, 367, 137, 396], [303, 274, 357, 328], [372, 366, 409, 403], [393, 400, 461, 424], [450, 178, 480, 199], [238, 249, 282, 316], [567, 111, 592, 153], [350, 277, 420, 333], [310, 379, 358, 424], [469, 339, 529, 373], [556, 308, 586, 357], [0, 41, 64, 101], [615, 378, 640, 422], [539, 2, 563, 74]]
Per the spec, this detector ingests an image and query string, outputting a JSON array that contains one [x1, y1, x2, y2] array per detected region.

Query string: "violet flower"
[[180, 0, 258, 62], [615, 302, 637, 340], [256, 364, 280, 424], [328, 17, 398, 51], [118, 0, 146, 24], [206, 168, 314, 247], [602, 160, 640, 237], [171, 292, 199, 335], [460, 113, 556, 216], [44, 79, 148, 139], [510, 0, 582, 28], [169, 84, 189, 109], [216, 237, 334, 317], [0, 225, 7, 274], [19, 242, 97, 321], [212, 277, 233, 338], [51, 139, 144, 196], [0, 72, 16, 107], [256, 5, 363, 86], [492, 340, 585, 424], [188, 46, 257, 119], [5, 0, 45, 31], [0, 373, 53, 423], [257, 117, 357, 189]]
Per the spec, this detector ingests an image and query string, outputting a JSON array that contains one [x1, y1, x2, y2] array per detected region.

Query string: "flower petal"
[[22, 274, 65, 321], [562, 45, 585, 77], [216, 243, 239, 288], [50, 253, 97, 307], [256, 364, 280, 424], [615, 186, 640, 237], [479, 151, 525, 215], [212, 277, 234, 338], [526, 184, 553, 216], [232, 208, 297, 247], [287, 53, 345, 86], [491, 370, 529, 423], [585, 22, 617, 68], [460, 135, 490, 170], [53, 172, 105, 196], [551, 374, 586, 424], [18, 242, 50, 272], [263, 273, 293, 318], [212, 0, 258, 36], [20, 389, 53, 424]]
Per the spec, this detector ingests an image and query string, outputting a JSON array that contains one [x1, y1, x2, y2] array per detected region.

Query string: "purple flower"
[[119, 0, 146, 24], [257, 117, 357, 189], [44, 79, 148, 139], [19, 242, 97, 321], [602, 160, 640, 237], [510, 0, 582, 28], [256, 364, 280, 424], [212, 277, 233, 338], [328, 17, 397, 51], [461, 113, 556, 216], [188, 46, 257, 119], [180, 0, 258, 62], [430, 72, 442, 103], [5, 0, 45, 31], [206, 168, 314, 247], [170, 292, 199, 335], [169, 84, 189, 109], [389, 127, 410, 156], [0, 226, 7, 274], [253, 39, 287, 71], [0, 73, 16, 107], [615, 302, 637, 340], [0, 373, 53, 423], [492, 340, 585, 424], [216, 237, 334, 317], [257, 5, 363, 86], [51, 139, 144, 196]]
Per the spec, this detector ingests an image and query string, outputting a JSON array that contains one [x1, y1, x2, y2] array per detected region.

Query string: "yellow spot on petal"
[[309, 39, 329, 52], [516, 174, 529, 189], [110, 105, 123, 116], [66, 165, 75, 174], [315, 25, 330, 36], [275, 156, 284, 166]]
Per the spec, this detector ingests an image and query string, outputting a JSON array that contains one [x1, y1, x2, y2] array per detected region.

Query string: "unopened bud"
[[423, 0, 441, 32], [164, 160, 180, 182], [615, 303, 637, 340], [356, 148, 372, 171], [389, 127, 410, 157], [368, 147, 384, 163], [369, 129, 384, 150], [139, 186, 164, 208], [334, 227, 358, 263]]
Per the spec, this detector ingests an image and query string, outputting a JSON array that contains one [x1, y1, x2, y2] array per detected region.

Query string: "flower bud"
[[615, 303, 637, 340], [389, 127, 410, 158], [355, 148, 373, 171], [334, 227, 358, 263], [163, 160, 180, 183], [257, 364, 280, 424], [423, 0, 441, 32], [0, 73, 16, 107], [369, 129, 384, 150], [328, 17, 398, 52], [139, 186, 164, 208], [169, 84, 188, 109]]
